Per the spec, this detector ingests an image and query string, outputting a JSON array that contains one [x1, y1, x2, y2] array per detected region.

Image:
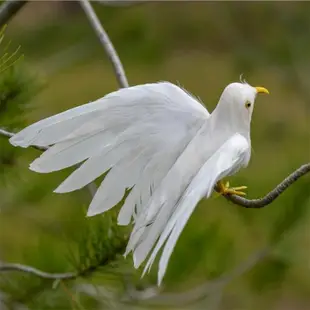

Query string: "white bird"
[[9, 81, 269, 285]]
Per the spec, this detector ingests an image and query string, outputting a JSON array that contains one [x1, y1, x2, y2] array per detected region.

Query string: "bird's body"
[[9, 81, 268, 285]]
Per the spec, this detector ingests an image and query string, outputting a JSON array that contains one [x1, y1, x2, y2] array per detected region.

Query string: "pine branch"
[[0, 0, 27, 27], [0, 246, 269, 307], [0, 238, 127, 281]]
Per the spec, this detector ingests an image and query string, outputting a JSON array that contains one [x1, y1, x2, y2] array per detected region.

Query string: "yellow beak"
[[255, 86, 270, 95]]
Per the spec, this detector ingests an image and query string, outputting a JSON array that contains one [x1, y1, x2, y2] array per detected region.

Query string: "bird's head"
[[215, 81, 269, 131]]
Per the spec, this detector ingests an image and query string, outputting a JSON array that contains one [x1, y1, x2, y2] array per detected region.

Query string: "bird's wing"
[[127, 133, 249, 285], [9, 82, 209, 225]]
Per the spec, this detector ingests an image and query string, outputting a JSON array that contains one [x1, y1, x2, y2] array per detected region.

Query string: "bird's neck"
[[210, 101, 251, 141]]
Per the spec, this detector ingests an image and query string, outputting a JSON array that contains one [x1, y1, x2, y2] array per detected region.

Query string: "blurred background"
[[0, 1, 309, 309]]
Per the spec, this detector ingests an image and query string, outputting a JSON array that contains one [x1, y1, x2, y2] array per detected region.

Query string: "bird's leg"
[[216, 180, 247, 196]]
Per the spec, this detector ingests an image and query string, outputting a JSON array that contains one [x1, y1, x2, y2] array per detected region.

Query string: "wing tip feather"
[[9, 135, 28, 148], [29, 161, 48, 173], [86, 206, 103, 217]]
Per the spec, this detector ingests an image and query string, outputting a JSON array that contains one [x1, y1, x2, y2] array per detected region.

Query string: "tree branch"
[[0, 246, 269, 308], [217, 163, 310, 208], [0, 239, 127, 282], [79, 0, 129, 88], [0, 0, 27, 27]]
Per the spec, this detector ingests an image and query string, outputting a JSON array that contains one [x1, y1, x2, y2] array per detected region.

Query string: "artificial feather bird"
[[9, 81, 269, 285]]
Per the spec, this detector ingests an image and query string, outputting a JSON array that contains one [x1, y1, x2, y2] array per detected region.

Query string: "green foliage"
[[0, 29, 42, 183], [74, 209, 128, 277], [0, 65, 42, 128], [0, 25, 23, 73]]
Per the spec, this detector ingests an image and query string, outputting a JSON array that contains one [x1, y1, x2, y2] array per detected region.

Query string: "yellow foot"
[[216, 180, 247, 197]]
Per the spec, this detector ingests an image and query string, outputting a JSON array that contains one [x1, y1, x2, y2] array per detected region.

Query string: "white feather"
[[127, 122, 211, 266], [128, 128, 248, 271], [29, 130, 114, 173], [117, 151, 173, 226], [10, 82, 208, 146], [11, 80, 209, 211], [141, 134, 249, 285]]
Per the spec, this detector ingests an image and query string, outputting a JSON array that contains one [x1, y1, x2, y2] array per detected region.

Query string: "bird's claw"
[[216, 180, 247, 197]]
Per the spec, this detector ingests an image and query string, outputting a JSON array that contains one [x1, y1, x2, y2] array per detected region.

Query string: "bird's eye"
[[245, 101, 251, 109]]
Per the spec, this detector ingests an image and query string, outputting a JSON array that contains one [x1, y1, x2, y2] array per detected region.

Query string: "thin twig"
[[0, 0, 27, 27], [0, 239, 127, 281], [79, 0, 129, 88], [217, 163, 310, 208], [0, 262, 77, 280]]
